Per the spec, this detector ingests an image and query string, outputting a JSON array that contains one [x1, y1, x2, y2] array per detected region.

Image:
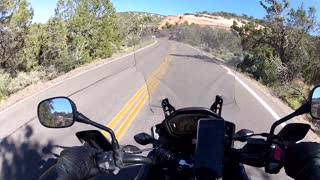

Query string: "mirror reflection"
[[38, 97, 74, 128], [311, 87, 320, 119]]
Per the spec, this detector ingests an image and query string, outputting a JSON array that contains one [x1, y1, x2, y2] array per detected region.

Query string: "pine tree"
[[0, 0, 33, 74]]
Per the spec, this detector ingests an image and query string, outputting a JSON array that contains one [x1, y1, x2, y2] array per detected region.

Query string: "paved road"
[[0, 39, 291, 179]]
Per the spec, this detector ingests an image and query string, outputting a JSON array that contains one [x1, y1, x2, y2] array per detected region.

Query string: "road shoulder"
[[186, 42, 320, 142], [0, 40, 157, 112]]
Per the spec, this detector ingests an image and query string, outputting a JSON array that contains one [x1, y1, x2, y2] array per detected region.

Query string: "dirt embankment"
[[158, 14, 246, 29]]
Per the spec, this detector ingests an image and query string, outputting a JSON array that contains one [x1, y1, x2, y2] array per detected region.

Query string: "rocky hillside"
[[158, 13, 248, 29]]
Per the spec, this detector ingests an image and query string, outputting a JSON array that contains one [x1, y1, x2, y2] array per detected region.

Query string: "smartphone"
[[195, 118, 225, 178]]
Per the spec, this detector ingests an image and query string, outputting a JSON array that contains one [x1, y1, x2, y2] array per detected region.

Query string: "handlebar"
[[230, 136, 285, 173], [96, 140, 281, 174], [95, 148, 193, 172], [95, 150, 154, 172], [122, 154, 153, 165]]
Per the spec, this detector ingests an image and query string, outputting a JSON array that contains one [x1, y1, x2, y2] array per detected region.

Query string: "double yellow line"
[[103, 46, 174, 140]]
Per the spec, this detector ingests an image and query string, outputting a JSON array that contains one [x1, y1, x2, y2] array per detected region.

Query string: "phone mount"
[[210, 95, 223, 116], [162, 98, 176, 118]]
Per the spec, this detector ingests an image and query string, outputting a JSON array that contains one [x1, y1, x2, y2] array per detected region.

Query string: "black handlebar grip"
[[122, 155, 154, 165]]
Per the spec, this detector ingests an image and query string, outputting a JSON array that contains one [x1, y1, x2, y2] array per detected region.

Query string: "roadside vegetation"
[[0, 0, 162, 102], [163, 0, 320, 130], [230, 0, 320, 131], [189, 2, 319, 110], [163, 24, 242, 62], [231, 0, 319, 111]]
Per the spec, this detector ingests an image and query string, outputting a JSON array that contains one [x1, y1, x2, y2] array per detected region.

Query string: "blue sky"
[[29, 0, 320, 23], [313, 87, 320, 99], [50, 98, 73, 113]]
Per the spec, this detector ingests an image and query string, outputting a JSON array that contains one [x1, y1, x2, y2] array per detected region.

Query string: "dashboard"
[[155, 107, 235, 150], [167, 113, 215, 136], [157, 107, 224, 138]]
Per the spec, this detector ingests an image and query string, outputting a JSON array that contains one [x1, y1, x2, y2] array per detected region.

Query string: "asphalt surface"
[[0, 38, 292, 179]]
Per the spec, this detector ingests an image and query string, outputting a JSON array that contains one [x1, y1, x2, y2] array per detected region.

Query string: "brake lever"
[[122, 144, 154, 154], [240, 135, 286, 173], [228, 137, 267, 167], [233, 133, 269, 142], [265, 136, 286, 174]]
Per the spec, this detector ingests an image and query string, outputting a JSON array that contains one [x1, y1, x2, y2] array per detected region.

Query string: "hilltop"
[[158, 11, 265, 29], [117, 11, 263, 30]]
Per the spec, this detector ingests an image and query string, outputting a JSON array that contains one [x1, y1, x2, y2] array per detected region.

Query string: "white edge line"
[[220, 65, 286, 128], [0, 40, 158, 115], [186, 44, 286, 127]]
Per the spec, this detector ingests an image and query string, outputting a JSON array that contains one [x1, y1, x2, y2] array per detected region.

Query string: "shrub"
[[41, 66, 59, 80], [0, 73, 13, 100], [0, 70, 47, 101], [9, 72, 35, 93]]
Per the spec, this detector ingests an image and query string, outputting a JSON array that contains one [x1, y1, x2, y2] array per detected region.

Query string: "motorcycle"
[[37, 85, 320, 179]]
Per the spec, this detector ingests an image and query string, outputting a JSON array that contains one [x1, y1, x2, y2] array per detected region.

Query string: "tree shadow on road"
[[0, 124, 142, 179], [170, 53, 222, 64], [0, 125, 56, 179], [170, 53, 242, 73]]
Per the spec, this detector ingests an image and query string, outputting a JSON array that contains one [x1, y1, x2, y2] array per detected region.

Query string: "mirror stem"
[[269, 102, 309, 136], [76, 112, 120, 150]]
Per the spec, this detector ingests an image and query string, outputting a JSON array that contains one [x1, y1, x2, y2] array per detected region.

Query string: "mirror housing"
[[38, 96, 120, 151], [234, 129, 254, 142], [134, 133, 155, 145], [310, 85, 320, 120], [122, 145, 141, 153], [277, 123, 310, 143], [37, 97, 76, 128]]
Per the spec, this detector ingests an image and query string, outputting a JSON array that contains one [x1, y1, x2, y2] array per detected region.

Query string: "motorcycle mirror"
[[134, 133, 154, 145], [38, 97, 120, 151], [234, 129, 254, 142], [37, 97, 76, 128], [277, 123, 310, 143], [269, 86, 320, 136], [310, 85, 320, 120]]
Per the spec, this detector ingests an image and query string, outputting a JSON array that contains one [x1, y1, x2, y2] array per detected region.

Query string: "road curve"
[[0, 38, 291, 179]]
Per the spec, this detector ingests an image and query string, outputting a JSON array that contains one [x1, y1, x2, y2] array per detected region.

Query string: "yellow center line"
[[102, 55, 169, 136], [103, 46, 174, 139], [115, 78, 159, 140], [115, 52, 173, 140], [104, 84, 146, 131]]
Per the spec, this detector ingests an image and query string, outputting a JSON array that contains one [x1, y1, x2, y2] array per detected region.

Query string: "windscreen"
[[135, 25, 242, 117]]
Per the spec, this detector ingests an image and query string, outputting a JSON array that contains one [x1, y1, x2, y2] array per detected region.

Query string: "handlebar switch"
[[265, 143, 285, 174], [96, 151, 120, 175]]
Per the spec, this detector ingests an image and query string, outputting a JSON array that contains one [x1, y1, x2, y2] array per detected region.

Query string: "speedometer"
[[168, 114, 199, 134], [164, 107, 222, 137]]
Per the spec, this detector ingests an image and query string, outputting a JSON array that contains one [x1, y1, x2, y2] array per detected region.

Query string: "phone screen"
[[195, 118, 225, 178]]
